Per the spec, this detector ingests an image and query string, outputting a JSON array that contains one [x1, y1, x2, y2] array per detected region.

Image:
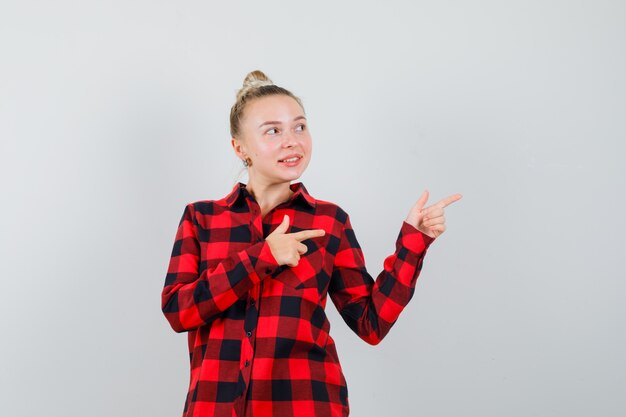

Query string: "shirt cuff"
[[400, 220, 435, 254], [245, 240, 280, 278]]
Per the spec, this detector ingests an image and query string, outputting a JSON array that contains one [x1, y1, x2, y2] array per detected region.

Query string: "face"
[[233, 94, 312, 185]]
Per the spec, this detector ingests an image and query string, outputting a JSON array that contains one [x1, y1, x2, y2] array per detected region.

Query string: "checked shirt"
[[162, 181, 435, 417]]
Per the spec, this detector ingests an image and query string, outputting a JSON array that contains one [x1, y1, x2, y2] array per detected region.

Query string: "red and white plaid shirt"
[[162, 181, 435, 417]]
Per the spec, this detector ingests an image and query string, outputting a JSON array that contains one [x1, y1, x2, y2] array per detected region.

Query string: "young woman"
[[162, 70, 462, 417]]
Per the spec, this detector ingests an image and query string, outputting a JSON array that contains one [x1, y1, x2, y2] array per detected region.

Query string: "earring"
[[243, 157, 251, 167]]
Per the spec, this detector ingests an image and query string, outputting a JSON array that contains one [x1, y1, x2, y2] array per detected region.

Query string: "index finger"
[[290, 229, 326, 242], [435, 193, 463, 208]]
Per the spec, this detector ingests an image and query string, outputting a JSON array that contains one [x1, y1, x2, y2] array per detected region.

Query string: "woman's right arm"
[[161, 203, 279, 333]]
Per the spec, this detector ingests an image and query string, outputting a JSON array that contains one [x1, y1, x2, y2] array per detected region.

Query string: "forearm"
[[331, 220, 435, 344], [161, 237, 278, 332]]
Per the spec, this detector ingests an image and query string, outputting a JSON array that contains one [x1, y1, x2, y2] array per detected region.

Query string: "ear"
[[231, 138, 246, 157]]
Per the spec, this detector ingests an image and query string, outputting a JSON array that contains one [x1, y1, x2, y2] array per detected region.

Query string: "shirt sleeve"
[[328, 212, 435, 345], [161, 203, 280, 333]]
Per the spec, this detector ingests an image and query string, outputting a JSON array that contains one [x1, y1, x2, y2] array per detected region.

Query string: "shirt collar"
[[225, 182, 316, 209]]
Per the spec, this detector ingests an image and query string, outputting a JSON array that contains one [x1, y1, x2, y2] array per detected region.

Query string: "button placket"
[[241, 198, 272, 396], [241, 215, 262, 394]]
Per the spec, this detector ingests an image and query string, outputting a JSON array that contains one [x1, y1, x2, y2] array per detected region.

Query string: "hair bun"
[[243, 70, 272, 86], [237, 70, 274, 100]]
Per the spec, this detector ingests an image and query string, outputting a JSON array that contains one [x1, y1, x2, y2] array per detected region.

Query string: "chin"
[[278, 163, 309, 178], [282, 172, 303, 182]]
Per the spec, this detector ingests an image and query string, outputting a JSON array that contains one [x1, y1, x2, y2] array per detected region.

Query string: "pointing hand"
[[405, 190, 462, 238], [266, 214, 326, 267]]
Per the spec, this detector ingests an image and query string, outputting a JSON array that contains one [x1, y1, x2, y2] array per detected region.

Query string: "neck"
[[245, 177, 294, 217]]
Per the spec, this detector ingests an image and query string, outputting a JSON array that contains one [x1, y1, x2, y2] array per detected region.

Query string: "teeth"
[[281, 157, 299, 162]]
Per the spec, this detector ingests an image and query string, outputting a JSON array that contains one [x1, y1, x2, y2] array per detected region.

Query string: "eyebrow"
[[258, 116, 307, 129]]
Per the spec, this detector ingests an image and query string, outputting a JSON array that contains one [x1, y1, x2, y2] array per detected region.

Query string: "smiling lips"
[[278, 154, 303, 167]]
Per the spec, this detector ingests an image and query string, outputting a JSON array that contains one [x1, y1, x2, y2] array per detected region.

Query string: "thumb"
[[270, 214, 290, 235], [415, 190, 429, 212]]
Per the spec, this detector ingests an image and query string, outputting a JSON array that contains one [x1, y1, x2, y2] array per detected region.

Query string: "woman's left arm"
[[328, 191, 461, 345]]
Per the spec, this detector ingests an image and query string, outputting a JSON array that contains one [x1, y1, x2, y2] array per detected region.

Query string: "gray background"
[[1, 1, 625, 416]]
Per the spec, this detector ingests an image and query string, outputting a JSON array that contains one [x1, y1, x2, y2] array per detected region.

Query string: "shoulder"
[[187, 198, 224, 213], [179, 194, 232, 223], [310, 197, 350, 225]]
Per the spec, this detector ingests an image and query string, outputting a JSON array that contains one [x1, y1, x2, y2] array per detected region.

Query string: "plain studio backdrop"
[[1, 1, 624, 416]]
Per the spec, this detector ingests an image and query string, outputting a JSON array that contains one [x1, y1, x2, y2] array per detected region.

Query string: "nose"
[[282, 129, 297, 147]]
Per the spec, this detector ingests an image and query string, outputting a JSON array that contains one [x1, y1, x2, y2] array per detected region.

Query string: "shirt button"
[[265, 267, 272, 274], [245, 360, 250, 367], [246, 331, 252, 337], [250, 299, 255, 306]]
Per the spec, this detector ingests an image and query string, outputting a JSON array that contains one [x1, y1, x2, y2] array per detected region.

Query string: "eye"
[[266, 127, 279, 135], [295, 124, 306, 132]]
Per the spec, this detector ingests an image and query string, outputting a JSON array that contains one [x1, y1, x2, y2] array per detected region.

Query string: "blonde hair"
[[229, 70, 305, 138]]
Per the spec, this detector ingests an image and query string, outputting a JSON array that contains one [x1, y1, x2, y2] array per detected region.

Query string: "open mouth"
[[278, 156, 302, 163], [278, 156, 300, 162]]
